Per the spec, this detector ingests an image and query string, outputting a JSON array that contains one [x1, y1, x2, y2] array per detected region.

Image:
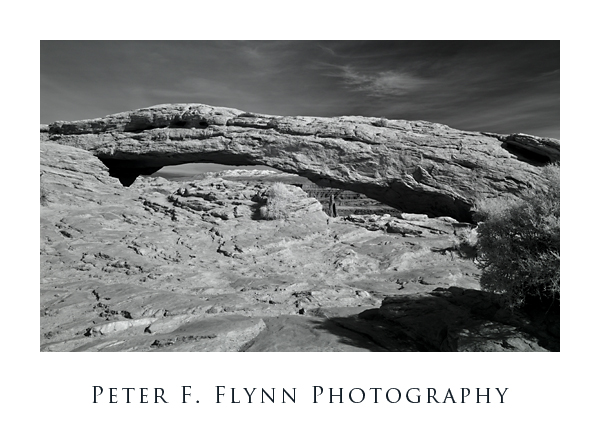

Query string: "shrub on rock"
[[474, 163, 560, 309], [258, 182, 296, 220]]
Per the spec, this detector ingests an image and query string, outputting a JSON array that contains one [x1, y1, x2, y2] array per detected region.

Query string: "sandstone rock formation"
[[40, 137, 558, 351], [40, 105, 560, 352], [46, 104, 559, 221]]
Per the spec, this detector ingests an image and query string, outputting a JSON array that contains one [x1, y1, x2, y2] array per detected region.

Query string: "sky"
[[40, 41, 559, 139]]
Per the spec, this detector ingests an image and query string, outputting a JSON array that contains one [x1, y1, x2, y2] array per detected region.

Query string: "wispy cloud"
[[337, 65, 429, 97], [41, 41, 559, 137]]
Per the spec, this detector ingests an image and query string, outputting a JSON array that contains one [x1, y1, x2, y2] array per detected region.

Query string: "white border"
[[5, 2, 596, 429]]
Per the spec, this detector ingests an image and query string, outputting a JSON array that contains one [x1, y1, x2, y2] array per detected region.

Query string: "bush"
[[473, 163, 560, 309], [258, 182, 296, 220]]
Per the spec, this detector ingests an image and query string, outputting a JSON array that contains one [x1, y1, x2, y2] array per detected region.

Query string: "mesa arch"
[[45, 103, 560, 222]]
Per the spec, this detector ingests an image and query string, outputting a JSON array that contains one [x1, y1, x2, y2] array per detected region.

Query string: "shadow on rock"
[[243, 314, 390, 352], [315, 287, 559, 352]]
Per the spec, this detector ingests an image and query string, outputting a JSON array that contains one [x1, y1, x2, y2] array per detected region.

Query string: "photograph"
[[40, 40, 560, 353]]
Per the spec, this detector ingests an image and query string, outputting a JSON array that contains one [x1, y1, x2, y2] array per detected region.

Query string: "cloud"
[[41, 41, 559, 137], [337, 66, 429, 98]]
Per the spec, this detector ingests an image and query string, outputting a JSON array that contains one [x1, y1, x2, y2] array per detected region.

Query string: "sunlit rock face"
[[40, 137, 558, 352], [46, 103, 559, 221]]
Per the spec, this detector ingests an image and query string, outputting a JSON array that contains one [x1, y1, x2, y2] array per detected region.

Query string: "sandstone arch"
[[46, 103, 559, 222]]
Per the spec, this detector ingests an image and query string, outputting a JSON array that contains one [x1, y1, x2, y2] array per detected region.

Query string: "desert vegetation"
[[258, 182, 296, 220], [473, 163, 560, 309]]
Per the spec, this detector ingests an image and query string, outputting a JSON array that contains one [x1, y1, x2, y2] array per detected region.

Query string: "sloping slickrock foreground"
[[40, 135, 558, 351], [46, 104, 560, 222]]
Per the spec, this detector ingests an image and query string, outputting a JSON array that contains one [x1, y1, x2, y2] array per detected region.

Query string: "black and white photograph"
[[40, 40, 560, 353], [13, 6, 596, 426]]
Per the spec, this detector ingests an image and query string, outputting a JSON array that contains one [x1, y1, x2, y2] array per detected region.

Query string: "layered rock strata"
[[46, 104, 559, 221], [40, 139, 557, 351]]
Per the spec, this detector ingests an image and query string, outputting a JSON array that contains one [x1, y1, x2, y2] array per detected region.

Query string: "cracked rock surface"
[[40, 128, 557, 352]]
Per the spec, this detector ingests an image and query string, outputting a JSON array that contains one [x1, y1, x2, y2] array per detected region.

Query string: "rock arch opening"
[[149, 162, 281, 181], [98, 157, 475, 221], [105, 159, 408, 219]]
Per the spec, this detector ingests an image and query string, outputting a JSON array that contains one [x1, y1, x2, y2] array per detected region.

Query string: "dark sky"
[[40, 40, 559, 138]]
